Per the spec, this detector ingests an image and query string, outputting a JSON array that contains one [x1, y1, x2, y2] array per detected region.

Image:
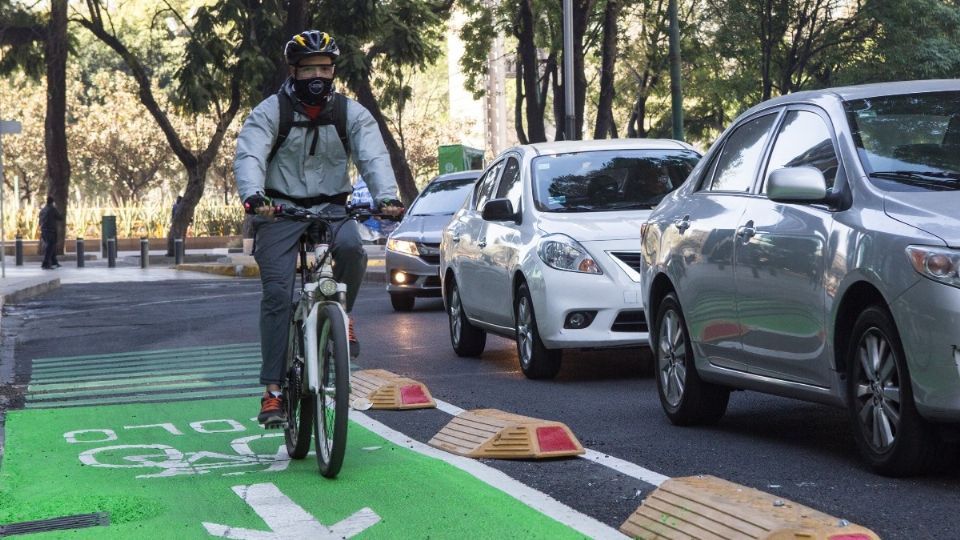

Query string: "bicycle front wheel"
[[284, 317, 313, 459], [313, 302, 350, 478]]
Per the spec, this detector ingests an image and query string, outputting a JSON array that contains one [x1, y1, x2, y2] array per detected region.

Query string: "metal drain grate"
[[0, 512, 109, 537]]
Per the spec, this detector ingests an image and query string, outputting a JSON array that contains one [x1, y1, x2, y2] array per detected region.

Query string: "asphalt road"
[[4, 279, 959, 538]]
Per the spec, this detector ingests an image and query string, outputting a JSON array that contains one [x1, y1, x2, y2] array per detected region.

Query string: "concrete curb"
[[0, 277, 62, 315]]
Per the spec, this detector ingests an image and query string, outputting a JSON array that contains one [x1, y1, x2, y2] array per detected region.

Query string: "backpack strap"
[[266, 92, 350, 164], [267, 91, 294, 164]]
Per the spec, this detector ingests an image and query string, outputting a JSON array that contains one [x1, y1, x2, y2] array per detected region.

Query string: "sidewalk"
[[0, 244, 387, 308]]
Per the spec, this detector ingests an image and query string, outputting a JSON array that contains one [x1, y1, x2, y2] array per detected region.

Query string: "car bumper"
[[385, 250, 442, 297], [530, 246, 649, 349], [893, 278, 960, 422]]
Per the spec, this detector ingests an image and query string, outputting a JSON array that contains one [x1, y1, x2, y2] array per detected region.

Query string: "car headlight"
[[537, 234, 602, 274], [387, 238, 419, 257], [906, 246, 960, 288]]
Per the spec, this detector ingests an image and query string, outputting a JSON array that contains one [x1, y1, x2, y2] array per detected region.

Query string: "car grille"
[[609, 251, 643, 274], [611, 310, 647, 333], [418, 242, 441, 265]]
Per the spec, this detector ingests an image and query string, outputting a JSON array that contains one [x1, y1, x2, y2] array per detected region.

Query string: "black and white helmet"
[[284, 30, 339, 66]]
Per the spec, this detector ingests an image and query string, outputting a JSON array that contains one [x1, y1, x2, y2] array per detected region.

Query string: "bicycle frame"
[[294, 242, 349, 395]]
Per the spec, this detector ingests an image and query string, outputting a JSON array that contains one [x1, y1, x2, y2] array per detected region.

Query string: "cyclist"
[[234, 30, 404, 425]]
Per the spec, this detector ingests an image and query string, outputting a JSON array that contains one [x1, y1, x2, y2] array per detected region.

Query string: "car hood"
[[884, 193, 960, 247], [535, 210, 651, 242], [389, 214, 454, 243]]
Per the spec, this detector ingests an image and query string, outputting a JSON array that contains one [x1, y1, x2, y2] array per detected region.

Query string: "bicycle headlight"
[[318, 278, 338, 297], [906, 245, 960, 288], [387, 238, 419, 257], [537, 234, 602, 274]]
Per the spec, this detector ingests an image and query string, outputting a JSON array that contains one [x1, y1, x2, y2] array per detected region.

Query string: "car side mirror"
[[481, 198, 519, 223], [767, 166, 828, 203]]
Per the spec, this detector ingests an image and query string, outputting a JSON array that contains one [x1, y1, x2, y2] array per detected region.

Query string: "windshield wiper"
[[871, 170, 960, 181], [411, 212, 453, 217], [550, 205, 595, 213]]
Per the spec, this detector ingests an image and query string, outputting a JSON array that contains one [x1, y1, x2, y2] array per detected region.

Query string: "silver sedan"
[[640, 79, 960, 476]]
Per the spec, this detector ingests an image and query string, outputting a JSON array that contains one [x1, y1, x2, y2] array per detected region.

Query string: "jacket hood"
[[389, 213, 455, 243], [884, 192, 960, 247], [535, 210, 651, 242]]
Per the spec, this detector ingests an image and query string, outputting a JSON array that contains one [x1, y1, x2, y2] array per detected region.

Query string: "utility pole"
[[0, 120, 24, 278], [563, 0, 577, 140], [668, 0, 684, 141]]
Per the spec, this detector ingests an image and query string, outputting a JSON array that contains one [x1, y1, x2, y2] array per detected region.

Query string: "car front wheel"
[[654, 292, 729, 425], [847, 306, 941, 476], [515, 283, 561, 379], [447, 278, 486, 357]]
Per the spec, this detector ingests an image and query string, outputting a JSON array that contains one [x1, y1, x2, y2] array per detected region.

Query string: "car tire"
[[515, 282, 561, 379], [847, 305, 941, 476], [654, 292, 729, 425], [447, 278, 486, 357], [390, 293, 415, 312]]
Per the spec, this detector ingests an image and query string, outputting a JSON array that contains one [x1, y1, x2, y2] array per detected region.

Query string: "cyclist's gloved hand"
[[243, 193, 273, 216], [377, 198, 405, 220]]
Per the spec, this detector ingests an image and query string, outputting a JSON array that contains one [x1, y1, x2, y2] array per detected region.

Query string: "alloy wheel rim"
[[517, 297, 533, 368], [658, 309, 687, 408], [450, 287, 462, 346], [854, 328, 902, 453]]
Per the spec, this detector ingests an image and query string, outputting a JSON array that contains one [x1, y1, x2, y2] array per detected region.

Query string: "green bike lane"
[[0, 344, 621, 539]]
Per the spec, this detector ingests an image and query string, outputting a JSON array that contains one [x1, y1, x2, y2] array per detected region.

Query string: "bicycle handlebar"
[[273, 204, 403, 222]]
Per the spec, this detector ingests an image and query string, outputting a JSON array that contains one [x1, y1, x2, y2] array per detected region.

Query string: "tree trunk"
[[594, 0, 620, 139], [517, 0, 546, 142], [627, 95, 648, 138], [45, 0, 69, 255], [514, 53, 528, 145], [263, 0, 308, 99], [350, 77, 418, 205], [572, 0, 593, 139]]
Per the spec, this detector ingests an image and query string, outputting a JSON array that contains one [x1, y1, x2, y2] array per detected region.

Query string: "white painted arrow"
[[203, 483, 380, 539]]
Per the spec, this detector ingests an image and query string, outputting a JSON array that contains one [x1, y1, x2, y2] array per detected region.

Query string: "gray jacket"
[[234, 84, 398, 207]]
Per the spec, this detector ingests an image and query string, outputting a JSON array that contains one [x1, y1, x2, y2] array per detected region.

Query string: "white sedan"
[[440, 139, 700, 378]]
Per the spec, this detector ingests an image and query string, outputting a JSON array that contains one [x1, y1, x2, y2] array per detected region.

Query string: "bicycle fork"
[[302, 297, 350, 395]]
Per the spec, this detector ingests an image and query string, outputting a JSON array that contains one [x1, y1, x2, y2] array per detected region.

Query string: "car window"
[[408, 178, 477, 216], [706, 113, 779, 192], [472, 161, 503, 210], [532, 149, 700, 212], [495, 156, 522, 209], [763, 110, 839, 192]]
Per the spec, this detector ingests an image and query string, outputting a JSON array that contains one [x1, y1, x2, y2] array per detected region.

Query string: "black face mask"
[[293, 76, 334, 105]]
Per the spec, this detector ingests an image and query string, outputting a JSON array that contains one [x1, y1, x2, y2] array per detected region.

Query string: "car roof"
[[429, 170, 483, 183], [742, 79, 960, 114], [525, 138, 695, 157]]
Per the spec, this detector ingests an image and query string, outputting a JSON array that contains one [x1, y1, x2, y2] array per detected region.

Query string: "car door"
[[669, 111, 782, 372], [453, 159, 504, 320], [734, 107, 838, 386], [479, 153, 525, 327]]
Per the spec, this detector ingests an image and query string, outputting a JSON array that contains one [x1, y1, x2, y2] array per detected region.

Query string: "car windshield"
[[532, 149, 699, 212], [408, 178, 477, 216], [846, 91, 960, 191]]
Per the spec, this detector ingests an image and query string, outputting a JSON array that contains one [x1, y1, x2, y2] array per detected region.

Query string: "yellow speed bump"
[[620, 475, 879, 540], [349, 369, 436, 410], [429, 408, 584, 459]]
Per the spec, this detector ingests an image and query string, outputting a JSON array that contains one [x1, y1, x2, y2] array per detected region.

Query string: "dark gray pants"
[[253, 209, 367, 385]]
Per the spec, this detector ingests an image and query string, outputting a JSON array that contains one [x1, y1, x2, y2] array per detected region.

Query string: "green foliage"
[[0, 0, 46, 78]]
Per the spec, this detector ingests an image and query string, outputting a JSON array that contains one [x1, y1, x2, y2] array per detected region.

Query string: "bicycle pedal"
[[262, 421, 289, 430]]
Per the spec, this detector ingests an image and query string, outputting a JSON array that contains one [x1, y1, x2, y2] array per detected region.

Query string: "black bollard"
[[174, 238, 184, 265], [140, 238, 149, 269], [15, 236, 23, 266], [107, 238, 116, 268], [76, 238, 85, 268]]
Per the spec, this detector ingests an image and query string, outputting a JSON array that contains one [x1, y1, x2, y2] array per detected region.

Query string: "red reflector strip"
[[400, 384, 430, 405], [536, 426, 577, 453]]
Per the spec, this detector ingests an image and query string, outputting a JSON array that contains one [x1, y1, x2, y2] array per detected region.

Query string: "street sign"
[[0, 120, 21, 134]]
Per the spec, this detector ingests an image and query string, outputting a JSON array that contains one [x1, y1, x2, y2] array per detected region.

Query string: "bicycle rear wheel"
[[313, 302, 350, 478], [284, 317, 313, 459]]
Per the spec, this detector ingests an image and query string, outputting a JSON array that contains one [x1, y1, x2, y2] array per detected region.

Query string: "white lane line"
[[433, 398, 668, 487], [352, 411, 629, 540]]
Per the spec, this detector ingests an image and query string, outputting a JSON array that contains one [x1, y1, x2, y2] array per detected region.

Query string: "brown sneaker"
[[257, 392, 286, 425], [348, 318, 360, 358]]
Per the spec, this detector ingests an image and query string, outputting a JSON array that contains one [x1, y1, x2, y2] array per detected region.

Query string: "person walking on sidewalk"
[[234, 30, 405, 425], [39, 196, 63, 270]]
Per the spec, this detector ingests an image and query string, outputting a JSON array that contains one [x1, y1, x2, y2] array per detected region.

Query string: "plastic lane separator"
[[349, 369, 436, 410], [429, 408, 584, 459]]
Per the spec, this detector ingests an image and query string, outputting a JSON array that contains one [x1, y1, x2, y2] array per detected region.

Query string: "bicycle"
[[269, 204, 395, 478]]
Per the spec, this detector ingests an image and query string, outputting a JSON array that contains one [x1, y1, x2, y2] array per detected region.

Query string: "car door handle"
[[674, 215, 690, 234], [736, 221, 756, 242], [478, 238, 487, 248]]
